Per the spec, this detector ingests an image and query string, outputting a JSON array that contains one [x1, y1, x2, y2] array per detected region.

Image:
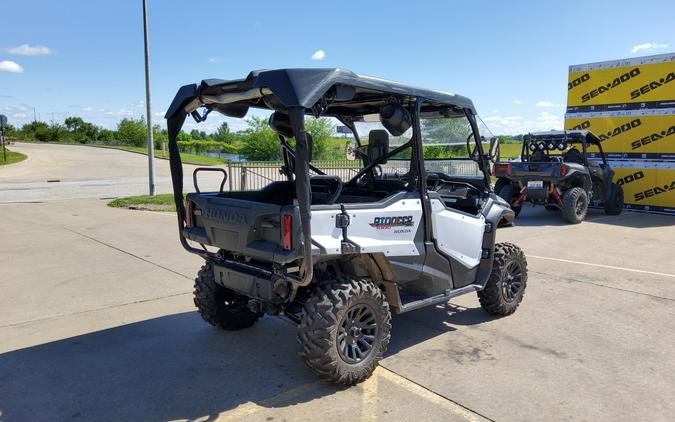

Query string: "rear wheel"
[[604, 183, 624, 215], [478, 242, 527, 316], [561, 187, 588, 224], [297, 277, 391, 385], [193, 263, 262, 330], [493, 178, 510, 195], [499, 184, 522, 217]]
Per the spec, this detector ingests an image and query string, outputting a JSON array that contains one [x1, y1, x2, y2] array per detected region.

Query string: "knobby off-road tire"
[[297, 277, 391, 385], [561, 187, 588, 224], [478, 242, 527, 316], [194, 263, 261, 330], [604, 183, 624, 215], [493, 178, 510, 196], [499, 184, 522, 217]]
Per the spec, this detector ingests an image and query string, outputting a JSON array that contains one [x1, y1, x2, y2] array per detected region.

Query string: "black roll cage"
[[521, 130, 608, 166], [164, 69, 487, 290]]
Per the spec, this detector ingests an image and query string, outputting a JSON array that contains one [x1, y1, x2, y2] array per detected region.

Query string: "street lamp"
[[142, 0, 156, 195]]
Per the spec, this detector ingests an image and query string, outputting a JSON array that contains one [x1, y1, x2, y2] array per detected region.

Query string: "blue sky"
[[1, 0, 673, 135]]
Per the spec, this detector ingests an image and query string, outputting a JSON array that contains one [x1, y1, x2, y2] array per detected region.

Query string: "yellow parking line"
[[214, 381, 324, 421], [377, 367, 488, 422], [361, 369, 379, 421], [213, 367, 485, 422]]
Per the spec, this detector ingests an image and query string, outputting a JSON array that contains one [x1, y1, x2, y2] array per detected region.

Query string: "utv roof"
[[524, 130, 602, 145], [165, 68, 476, 121]]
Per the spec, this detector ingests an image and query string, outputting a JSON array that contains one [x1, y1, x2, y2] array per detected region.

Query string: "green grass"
[[499, 143, 522, 159], [108, 193, 180, 212], [91, 145, 230, 166], [0, 148, 27, 166]]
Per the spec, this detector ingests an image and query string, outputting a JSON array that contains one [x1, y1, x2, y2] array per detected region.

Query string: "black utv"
[[165, 68, 527, 385], [493, 131, 624, 224]]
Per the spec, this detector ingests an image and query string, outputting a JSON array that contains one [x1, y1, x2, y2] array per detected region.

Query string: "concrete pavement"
[[1, 143, 675, 421]]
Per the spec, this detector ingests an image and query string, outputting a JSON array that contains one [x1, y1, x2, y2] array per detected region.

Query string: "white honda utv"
[[164, 68, 527, 385]]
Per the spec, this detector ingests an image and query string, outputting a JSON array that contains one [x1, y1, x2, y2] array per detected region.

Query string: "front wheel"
[[478, 242, 527, 316], [604, 183, 624, 215], [297, 277, 391, 385]]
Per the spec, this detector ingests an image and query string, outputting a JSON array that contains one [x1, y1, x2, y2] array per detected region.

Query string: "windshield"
[[352, 115, 484, 179], [420, 116, 481, 177]]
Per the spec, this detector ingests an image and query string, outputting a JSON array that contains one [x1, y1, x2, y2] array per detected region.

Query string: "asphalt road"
[[0, 142, 224, 203], [1, 143, 674, 421]]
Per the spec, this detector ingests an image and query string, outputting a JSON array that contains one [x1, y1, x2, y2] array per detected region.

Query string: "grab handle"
[[193, 167, 227, 194]]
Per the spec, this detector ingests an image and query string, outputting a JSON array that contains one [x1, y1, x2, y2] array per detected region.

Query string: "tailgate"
[[184, 193, 302, 263], [496, 162, 563, 179]]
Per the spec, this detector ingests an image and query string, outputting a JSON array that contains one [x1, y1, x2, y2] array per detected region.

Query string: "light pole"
[[142, 0, 156, 195]]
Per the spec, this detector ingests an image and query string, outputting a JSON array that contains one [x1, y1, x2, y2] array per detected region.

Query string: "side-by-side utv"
[[165, 68, 527, 385], [493, 131, 623, 223]]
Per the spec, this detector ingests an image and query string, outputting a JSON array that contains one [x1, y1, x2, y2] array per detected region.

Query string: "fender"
[[475, 196, 514, 287]]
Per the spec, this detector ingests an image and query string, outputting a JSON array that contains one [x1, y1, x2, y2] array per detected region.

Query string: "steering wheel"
[[310, 175, 343, 205]]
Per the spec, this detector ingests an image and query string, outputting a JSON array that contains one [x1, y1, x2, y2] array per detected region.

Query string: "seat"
[[563, 147, 583, 164], [530, 150, 548, 162]]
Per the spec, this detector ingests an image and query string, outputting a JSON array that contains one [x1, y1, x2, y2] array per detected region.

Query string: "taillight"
[[185, 200, 193, 228], [282, 214, 293, 250], [561, 165, 569, 176], [495, 163, 511, 176]]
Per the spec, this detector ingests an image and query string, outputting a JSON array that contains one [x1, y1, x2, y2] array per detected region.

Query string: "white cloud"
[[0, 60, 24, 73], [513, 99, 522, 104], [208, 57, 223, 63], [311, 49, 326, 61], [535, 100, 564, 107], [492, 109, 499, 114], [80, 106, 107, 113], [8, 44, 52, 56], [132, 100, 145, 108], [482, 111, 563, 135], [630, 42, 669, 54]]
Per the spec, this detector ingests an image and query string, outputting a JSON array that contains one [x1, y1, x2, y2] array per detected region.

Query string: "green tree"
[[64, 116, 99, 143], [117, 117, 147, 147], [239, 117, 280, 161], [214, 121, 234, 143], [97, 129, 116, 143], [423, 117, 471, 143], [304, 117, 338, 160]]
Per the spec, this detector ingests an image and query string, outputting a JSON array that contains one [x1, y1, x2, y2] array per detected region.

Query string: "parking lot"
[[1, 144, 674, 421]]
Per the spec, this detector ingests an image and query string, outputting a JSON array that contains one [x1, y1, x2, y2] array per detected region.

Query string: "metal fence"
[[220, 159, 481, 191]]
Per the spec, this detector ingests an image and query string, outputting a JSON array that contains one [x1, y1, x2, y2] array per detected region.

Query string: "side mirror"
[[488, 136, 500, 163], [368, 130, 389, 164], [346, 141, 356, 161]]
